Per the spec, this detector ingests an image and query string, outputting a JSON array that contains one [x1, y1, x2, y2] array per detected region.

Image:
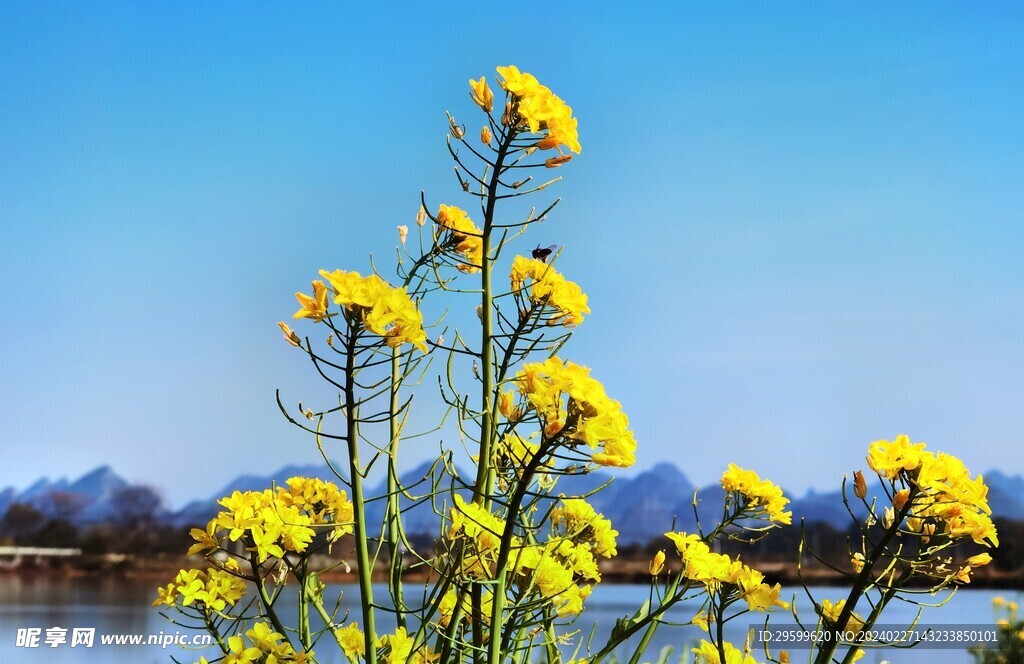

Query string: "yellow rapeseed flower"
[[551, 497, 618, 558], [435, 204, 483, 273], [468, 76, 494, 112], [649, 550, 666, 575], [720, 464, 792, 525], [692, 640, 760, 664], [495, 65, 581, 154], [514, 357, 636, 467], [316, 269, 428, 353], [293, 280, 331, 322], [510, 255, 590, 326], [337, 623, 364, 660]]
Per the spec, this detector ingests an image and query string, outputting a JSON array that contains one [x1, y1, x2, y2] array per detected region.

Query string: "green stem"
[[627, 576, 681, 664], [488, 439, 554, 664], [203, 610, 230, 654], [310, 591, 354, 652], [249, 553, 293, 647], [298, 561, 312, 651], [472, 123, 515, 507], [813, 486, 917, 664], [473, 122, 516, 663], [387, 349, 406, 629], [345, 325, 377, 663]]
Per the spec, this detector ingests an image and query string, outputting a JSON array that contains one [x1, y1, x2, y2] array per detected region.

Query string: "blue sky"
[[1, 3, 1022, 507]]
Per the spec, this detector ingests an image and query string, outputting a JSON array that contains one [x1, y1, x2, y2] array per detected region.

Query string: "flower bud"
[[501, 100, 514, 127], [853, 471, 867, 499], [468, 76, 494, 112], [545, 154, 572, 168], [649, 550, 665, 575], [851, 552, 865, 574], [892, 489, 910, 511], [536, 135, 560, 150], [447, 112, 464, 139], [481, 125, 493, 145], [883, 506, 895, 529], [416, 206, 427, 227], [397, 225, 408, 245], [779, 652, 790, 664], [278, 322, 301, 347], [967, 552, 992, 567], [544, 419, 565, 438], [498, 391, 516, 419]]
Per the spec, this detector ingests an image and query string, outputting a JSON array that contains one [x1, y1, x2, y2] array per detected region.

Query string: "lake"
[[0, 577, 1013, 663]]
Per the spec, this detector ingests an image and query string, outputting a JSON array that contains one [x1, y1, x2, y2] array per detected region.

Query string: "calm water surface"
[[0, 577, 1014, 663]]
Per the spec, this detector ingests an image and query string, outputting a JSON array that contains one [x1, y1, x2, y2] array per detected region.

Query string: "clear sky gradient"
[[2, 3, 1022, 506]]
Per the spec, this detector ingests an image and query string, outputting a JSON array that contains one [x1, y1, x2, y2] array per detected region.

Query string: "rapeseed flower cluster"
[[513, 541, 593, 617], [509, 255, 590, 327], [691, 640, 762, 664], [550, 497, 618, 558], [152, 567, 246, 612], [447, 494, 508, 578], [512, 499, 618, 617], [720, 464, 793, 525], [437, 587, 495, 629], [513, 357, 636, 467], [435, 204, 483, 274], [818, 598, 866, 634], [664, 532, 788, 613], [187, 477, 355, 563], [376, 627, 435, 664], [492, 65, 581, 155], [304, 270, 428, 353], [336, 623, 365, 661], [196, 622, 313, 664], [866, 435, 998, 548]]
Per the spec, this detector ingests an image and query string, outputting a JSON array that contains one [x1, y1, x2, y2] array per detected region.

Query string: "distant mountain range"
[[4, 462, 1023, 545]]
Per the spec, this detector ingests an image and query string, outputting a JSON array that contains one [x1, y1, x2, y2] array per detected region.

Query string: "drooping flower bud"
[[545, 154, 572, 168], [447, 111, 464, 139], [853, 470, 867, 499], [893, 489, 910, 511], [278, 322, 301, 347], [481, 125, 492, 145]]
